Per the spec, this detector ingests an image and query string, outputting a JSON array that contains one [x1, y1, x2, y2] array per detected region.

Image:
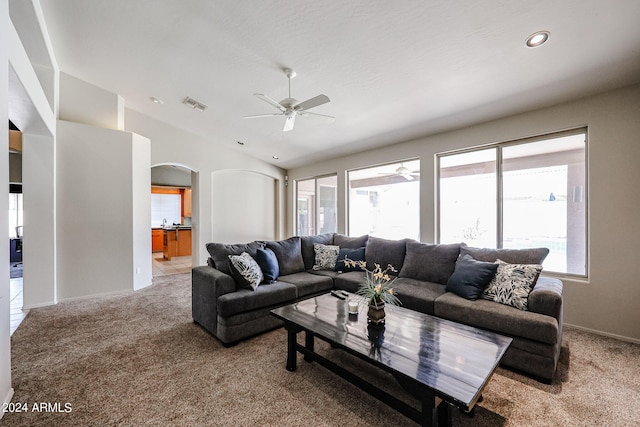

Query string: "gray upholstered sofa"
[[192, 233, 563, 382]]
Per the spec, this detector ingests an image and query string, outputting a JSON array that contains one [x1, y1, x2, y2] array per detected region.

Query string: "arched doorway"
[[150, 163, 199, 277]]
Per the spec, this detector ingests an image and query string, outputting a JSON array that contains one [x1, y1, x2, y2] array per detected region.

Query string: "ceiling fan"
[[244, 68, 335, 132], [378, 164, 420, 181]]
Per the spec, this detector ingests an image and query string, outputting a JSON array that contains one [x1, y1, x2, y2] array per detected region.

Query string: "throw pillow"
[[445, 254, 499, 300], [333, 233, 368, 249], [265, 236, 305, 276], [228, 252, 264, 291], [399, 241, 461, 284], [312, 243, 340, 270], [364, 236, 407, 276], [460, 243, 549, 265], [300, 233, 334, 270], [482, 260, 543, 310], [205, 241, 265, 276], [255, 247, 279, 283], [334, 247, 366, 272]]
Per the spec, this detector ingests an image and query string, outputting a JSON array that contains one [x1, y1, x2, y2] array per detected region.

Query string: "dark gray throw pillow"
[[399, 241, 461, 284], [266, 236, 305, 276], [300, 233, 334, 270], [205, 241, 265, 276], [255, 247, 279, 283], [365, 236, 407, 276], [445, 254, 499, 300], [334, 246, 366, 272], [460, 243, 549, 265], [333, 233, 368, 249]]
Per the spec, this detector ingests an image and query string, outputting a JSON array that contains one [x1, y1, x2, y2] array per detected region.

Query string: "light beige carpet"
[[5, 273, 640, 426]]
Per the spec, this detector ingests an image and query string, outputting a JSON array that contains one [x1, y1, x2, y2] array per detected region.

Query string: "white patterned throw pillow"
[[228, 252, 264, 291], [482, 259, 543, 310], [312, 243, 340, 271]]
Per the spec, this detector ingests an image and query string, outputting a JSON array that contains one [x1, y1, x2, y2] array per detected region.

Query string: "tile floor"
[[10, 276, 27, 336], [8, 254, 191, 336], [152, 253, 192, 277]]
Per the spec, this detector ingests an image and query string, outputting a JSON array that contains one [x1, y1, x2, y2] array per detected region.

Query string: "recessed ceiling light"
[[149, 97, 163, 104], [526, 31, 550, 48], [272, 155, 279, 160]]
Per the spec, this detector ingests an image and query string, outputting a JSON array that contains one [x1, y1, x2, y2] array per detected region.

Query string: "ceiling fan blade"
[[401, 174, 414, 181], [299, 111, 335, 123], [283, 113, 296, 132], [243, 113, 283, 119], [295, 94, 330, 111], [254, 93, 285, 111]]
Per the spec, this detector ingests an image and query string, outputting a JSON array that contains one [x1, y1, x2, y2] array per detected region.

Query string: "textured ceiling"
[[36, 0, 640, 169]]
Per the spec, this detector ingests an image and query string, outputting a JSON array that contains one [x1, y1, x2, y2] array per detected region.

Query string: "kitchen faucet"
[[162, 218, 167, 228]]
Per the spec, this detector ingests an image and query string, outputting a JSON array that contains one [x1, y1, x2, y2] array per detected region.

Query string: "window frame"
[[347, 158, 421, 239], [436, 128, 589, 278], [295, 173, 338, 236]]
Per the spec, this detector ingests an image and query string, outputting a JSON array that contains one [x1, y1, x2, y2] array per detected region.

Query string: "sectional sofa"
[[192, 233, 563, 382]]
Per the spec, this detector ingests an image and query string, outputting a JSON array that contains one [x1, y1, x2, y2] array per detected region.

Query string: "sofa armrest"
[[192, 265, 237, 337], [528, 276, 563, 321], [193, 265, 237, 297]]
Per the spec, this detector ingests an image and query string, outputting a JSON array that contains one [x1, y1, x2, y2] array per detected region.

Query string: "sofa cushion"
[[482, 260, 543, 310], [399, 241, 461, 284], [278, 272, 334, 298], [333, 271, 367, 293], [334, 246, 366, 272], [228, 252, 264, 291], [365, 236, 407, 275], [445, 254, 498, 300], [206, 241, 265, 276], [217, 281, 298, 318], [255, 247, 279, 283], [300, 233, 334, 270], [333, 233, 368, 249], [266, 236, 305, 276], [434, 292, 559, 345], [460, 244, 549, 265], [392, 277, 448, 315], [313, 243, 340, 270]]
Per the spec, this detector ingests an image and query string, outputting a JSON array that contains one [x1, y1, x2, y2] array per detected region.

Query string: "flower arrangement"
[[343, 258, 402, 309]]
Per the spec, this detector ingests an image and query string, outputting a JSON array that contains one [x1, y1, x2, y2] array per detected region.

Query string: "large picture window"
[[296, 175, 337, 236], [438, 130, 587, 276], [348, 159, 420, 240]]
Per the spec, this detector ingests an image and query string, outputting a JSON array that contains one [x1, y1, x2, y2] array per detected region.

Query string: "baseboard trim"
[[22, 301, 55, 310], [564, 323, 640, 345], [0, 388, 15, 420], [58, 288, 134, 304]]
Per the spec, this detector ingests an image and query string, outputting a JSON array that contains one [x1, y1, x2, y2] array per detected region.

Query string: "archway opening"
[[150, 163, 198, 277]]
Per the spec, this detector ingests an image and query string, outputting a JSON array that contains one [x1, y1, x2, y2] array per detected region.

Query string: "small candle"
[[348, 300, 359, 314]]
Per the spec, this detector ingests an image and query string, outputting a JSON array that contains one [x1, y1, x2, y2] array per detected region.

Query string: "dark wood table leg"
[[286, 325, 298, 372], [437, 400, 452, 426], [420, 393, 437, 427], [304, 331, 314, 362]]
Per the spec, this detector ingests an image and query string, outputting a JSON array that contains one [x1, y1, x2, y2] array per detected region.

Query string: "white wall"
[[59, 72, 124, 131], [287, 83, 640, 343], [0, 0, 13, 411], [22, 133, 56, 308], [56, 120, 151, 300], [211, 170, 277, 243], [132, 133, 152, 290], [124, 109, 287, 266]]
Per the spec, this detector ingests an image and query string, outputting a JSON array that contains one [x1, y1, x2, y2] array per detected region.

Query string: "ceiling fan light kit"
[[244, 68, 335, 132]]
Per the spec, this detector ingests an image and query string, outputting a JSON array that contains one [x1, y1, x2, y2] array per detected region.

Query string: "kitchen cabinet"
[[163, 228, 192, 260], [183, 188, 192, 217], [152, 229, 164, 252]]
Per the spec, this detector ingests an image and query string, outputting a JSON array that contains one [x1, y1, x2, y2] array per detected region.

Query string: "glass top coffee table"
[[271, 292, 512, 427]]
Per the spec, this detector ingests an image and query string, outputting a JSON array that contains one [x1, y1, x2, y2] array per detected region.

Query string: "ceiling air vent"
[[182, 96, 208, 112]]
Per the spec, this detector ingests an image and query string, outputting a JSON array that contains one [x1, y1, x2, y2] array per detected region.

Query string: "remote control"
[[330, 290, 346, 300]]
